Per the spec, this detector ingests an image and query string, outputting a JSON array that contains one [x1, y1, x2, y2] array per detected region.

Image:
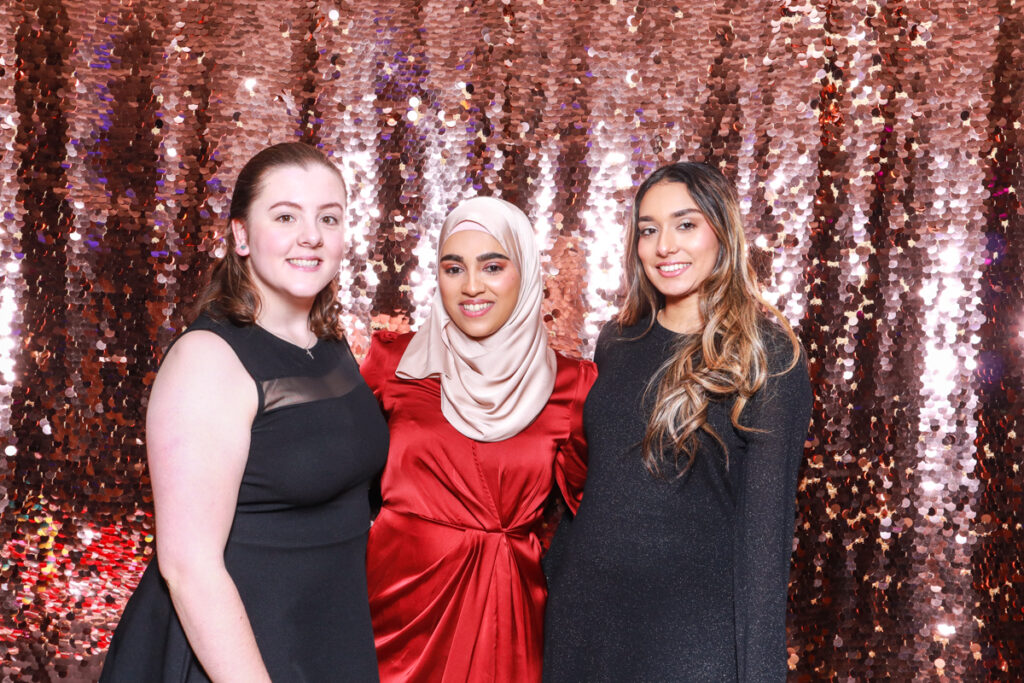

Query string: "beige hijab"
[[396, 196, 557, 442]]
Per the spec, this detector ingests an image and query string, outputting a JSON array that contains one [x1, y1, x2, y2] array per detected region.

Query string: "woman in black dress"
[[101, 143, 388, 682], [543, 162, 812, 682]]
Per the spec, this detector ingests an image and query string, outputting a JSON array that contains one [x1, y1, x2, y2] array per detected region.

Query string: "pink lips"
[[459, 299, 494, 318], [655, 262, 691, 278]]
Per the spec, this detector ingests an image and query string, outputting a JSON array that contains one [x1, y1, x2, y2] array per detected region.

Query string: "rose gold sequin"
[[0, 1, 1021, 680]]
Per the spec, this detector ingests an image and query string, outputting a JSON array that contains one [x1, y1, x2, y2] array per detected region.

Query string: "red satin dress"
[[361, 331, 596, 683]]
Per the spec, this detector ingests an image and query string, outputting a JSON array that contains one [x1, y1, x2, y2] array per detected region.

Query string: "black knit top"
[[544, 317, 813, 682]]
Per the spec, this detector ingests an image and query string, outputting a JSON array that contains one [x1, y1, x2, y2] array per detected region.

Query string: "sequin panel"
[[0, 1, 1021, 680]]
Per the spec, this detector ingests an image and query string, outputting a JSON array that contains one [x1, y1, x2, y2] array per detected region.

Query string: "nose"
[[462, 268, 485, 296], [297, 217, 324, 248], [655, 227, 678, 257]]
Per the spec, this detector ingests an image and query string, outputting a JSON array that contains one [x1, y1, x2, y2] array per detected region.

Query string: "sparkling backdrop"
[[0, 0, 1021, 680]]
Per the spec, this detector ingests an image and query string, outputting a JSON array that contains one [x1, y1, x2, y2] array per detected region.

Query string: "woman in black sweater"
[[543, 162, 812, 682]]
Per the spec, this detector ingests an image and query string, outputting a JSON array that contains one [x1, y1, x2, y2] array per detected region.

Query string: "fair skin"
[[636, 180, 721, 334], [438, 228, 520, 339], [231, 164, 347, 345], [148, 162, 346, 682]]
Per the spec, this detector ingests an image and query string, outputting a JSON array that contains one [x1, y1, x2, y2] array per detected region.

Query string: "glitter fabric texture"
[[0, 1, 1021, 681]]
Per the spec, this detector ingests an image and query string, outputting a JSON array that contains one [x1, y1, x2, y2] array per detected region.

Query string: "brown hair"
[[618, 162, 800, 476], [193, 142, 347, 340]]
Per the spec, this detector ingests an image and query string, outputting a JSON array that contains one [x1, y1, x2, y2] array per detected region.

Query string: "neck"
[[256, 306, 314, 342], [657, 297, 702, 334]]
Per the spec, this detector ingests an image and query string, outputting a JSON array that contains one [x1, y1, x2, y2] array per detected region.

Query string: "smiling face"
[[231, 163, 346, 316], [636, 180, 721, 330], [438, 228, 521, 339]]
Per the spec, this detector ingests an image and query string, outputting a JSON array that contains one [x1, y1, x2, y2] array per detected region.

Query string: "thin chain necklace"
[[258, 323, 316, 359]]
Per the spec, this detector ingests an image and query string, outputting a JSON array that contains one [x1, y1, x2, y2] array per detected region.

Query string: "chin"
[[281, 288, 326, 306], [453, 321, 498, 340], [288, 288, 322, 299], [651, 277, 697, 297], [298, 280, 334, 295]]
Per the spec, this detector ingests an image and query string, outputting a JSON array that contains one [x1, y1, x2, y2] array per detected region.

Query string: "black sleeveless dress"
[[100, 315, 389, 682]]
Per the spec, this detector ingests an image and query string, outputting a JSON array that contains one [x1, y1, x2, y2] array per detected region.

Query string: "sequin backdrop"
[[0, 0, 1020, 680]]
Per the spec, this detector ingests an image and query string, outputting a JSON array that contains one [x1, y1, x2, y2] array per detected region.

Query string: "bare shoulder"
[[150, 330, 257, 421], [159, 329, 244, 375]]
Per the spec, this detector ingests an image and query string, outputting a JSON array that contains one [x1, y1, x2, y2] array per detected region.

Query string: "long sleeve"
[[734, 342, 813, 682], [554, 360, 598, 514]]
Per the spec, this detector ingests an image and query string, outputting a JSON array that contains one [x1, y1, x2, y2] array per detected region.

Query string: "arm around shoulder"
[[146, 330, 271, 682]]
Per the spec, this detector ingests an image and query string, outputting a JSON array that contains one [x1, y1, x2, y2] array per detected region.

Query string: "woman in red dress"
[[361, 196, 597, 682]]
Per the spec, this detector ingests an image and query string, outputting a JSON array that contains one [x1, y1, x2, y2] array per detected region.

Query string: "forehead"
[[253, 163, 346, 204], [638, 181, 699, 215], [440, 229, 507, 255]]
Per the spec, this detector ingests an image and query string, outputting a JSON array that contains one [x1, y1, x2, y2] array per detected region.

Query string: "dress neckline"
[[651, 315, 698, 340], [255, 323, 323, 359]]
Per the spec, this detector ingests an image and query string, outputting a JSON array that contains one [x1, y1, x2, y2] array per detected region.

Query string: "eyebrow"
[[268, 201, 345, 212], [637, 208, 702, 222], [439, 252, 511, 263]]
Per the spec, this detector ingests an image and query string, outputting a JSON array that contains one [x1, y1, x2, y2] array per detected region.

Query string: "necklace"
[[258, 323, 316, 359]]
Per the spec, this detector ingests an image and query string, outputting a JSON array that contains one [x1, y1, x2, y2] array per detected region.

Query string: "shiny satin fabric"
[[361, 331, 596, 682]]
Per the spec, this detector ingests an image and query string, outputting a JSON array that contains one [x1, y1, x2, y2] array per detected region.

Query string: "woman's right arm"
[[146, 331, 271, 683]]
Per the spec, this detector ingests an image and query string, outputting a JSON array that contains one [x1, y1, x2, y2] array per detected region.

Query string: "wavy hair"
[[193, 142, 346, 340], [618, 162, 800, 476]]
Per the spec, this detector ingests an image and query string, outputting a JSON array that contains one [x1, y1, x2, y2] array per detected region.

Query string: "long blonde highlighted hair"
[[618, 162, 800, 476]]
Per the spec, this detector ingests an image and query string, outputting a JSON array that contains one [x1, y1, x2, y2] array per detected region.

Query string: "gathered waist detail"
[[367, 503, 549, 683], [380, 505, 534, 538]]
